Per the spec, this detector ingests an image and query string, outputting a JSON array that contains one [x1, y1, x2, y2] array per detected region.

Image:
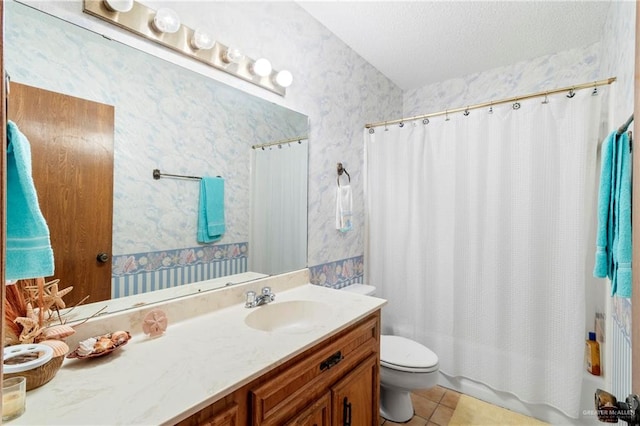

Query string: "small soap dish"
[[67, 331, 131, 359]]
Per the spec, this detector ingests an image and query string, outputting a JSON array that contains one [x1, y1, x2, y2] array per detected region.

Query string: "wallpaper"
[[403, 43, 602, 117]]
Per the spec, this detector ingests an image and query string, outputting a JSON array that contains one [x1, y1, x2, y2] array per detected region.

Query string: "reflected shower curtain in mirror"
[[364, 89, 604, 417], [250, 140, 308, 275]]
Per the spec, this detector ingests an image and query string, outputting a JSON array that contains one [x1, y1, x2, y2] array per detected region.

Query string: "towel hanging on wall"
[[336, 184, 353, 232], [5, 121, 55, 280]]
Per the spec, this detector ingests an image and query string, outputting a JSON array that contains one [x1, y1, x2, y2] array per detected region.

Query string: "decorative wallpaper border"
[[112, 242, 248, 277], [309, 256, 364, 289]]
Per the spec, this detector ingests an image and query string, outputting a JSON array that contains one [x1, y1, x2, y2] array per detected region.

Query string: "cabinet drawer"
[[251, 313, 380, 425]]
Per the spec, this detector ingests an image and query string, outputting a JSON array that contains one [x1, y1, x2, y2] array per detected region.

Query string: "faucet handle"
[[245, 290, 256, 308], [262, 286, 275, 302]]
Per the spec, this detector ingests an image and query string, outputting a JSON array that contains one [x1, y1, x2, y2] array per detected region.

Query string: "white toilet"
[[342, 284, 440, 423]]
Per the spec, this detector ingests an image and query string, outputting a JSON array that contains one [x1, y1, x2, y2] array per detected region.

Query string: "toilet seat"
[[380, 335, 439, 373]]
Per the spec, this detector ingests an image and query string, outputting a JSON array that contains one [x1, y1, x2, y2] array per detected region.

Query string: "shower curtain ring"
[[445, 110, 450, 121], [369, 128, 375, 134], [463, 107, 470, 116], [399, 121, 404, 128], [423, 118, 429, 125], [567, 88, 576, 98], [488, 102, 493, 114], [592, 82, 598, 96], [542, 93, 549, 104]]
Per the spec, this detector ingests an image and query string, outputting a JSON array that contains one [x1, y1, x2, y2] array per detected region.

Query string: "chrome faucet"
[[245, 286, 276, 308]]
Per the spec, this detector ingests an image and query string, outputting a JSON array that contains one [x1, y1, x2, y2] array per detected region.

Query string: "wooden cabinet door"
[[331, 355, 378, 426], [285, 393, 331, 426], [200, 403, 239, 426]]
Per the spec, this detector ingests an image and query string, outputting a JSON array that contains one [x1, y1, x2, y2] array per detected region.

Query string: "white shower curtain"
[[365, 89, 604, 417], [250, 140, 308, 275]]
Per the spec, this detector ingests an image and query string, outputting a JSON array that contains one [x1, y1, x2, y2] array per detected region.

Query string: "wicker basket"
[[4, 355, 64, 391]]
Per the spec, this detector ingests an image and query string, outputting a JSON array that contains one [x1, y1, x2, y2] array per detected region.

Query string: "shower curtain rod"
[[251, 135, 307, 150], [364, 77, 617, 129]]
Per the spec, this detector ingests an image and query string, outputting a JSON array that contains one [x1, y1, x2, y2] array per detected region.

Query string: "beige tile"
[[440, 389, 461, 409], [414, 386, 446, 403], [411, 393, 438, 419], [385, 416, 428, 426], [429, 404, 455, 426]]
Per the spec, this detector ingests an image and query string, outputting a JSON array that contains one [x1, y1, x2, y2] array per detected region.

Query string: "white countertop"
[[12, 282, 386, 425]]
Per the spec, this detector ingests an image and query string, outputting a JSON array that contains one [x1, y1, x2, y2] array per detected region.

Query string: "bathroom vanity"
[[10, 270, 386, 425], [179, 311, 380, 425]]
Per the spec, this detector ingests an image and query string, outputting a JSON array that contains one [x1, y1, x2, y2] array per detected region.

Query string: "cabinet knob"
[[96, 252, 110, 263]]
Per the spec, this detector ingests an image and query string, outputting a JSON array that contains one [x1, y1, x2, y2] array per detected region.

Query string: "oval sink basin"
[[244, 300, 329, 333]]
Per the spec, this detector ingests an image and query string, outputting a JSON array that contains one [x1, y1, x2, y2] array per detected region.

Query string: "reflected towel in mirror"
[[5, 121, 55, 280], [336, 184, 353, 232], [197, 177, 225, 243]]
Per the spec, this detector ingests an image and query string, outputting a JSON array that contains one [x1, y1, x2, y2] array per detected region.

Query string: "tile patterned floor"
[[378, 386, 462, 426]]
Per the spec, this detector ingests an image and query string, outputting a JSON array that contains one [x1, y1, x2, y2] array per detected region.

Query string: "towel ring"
[[337, 163, 351, 187]]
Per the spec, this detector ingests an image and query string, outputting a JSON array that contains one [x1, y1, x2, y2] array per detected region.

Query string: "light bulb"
[[191, 28, 214, 50], [152, 8, 181, 34], [252, 58, 272, 77], [221, 47, 243, 64], [103, 0, 133, 12], [274, 70, 293, 88]]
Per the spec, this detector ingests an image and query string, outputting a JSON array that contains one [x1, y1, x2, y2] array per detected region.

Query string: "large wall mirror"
[[5, 1, 309, 317]]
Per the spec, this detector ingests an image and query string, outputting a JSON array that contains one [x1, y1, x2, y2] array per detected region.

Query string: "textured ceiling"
[[299, 1, 612, 91]]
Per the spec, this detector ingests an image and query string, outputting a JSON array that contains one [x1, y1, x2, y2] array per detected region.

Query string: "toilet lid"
[[380, 335, 439, 373]]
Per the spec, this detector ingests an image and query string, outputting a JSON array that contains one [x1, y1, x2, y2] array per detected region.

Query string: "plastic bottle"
[[585, 331, 601, 376]]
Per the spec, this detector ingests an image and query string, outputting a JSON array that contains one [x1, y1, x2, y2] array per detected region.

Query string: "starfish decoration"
[[14, 306, 42, 344], [42, 282, 74, 311]]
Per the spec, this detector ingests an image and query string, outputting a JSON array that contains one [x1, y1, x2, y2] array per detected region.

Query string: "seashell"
[[143, 310, 168, 337], [40, 339, 70, 357], [42, 324, 76, 340], [67, 331, 131, 359], [93, 336, 114, 353], [110, 331, 131, 345], [76, 337, 97, 357]]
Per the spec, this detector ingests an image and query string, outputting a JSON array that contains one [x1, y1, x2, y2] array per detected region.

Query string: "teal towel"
[[593, 131, 632, 297], [594, 132, 615, 279], [6, 121, 55, 280], [197, 177, 225, 243], [612, 132, 632, 297]]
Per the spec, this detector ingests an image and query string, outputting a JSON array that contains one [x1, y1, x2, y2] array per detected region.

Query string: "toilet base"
[[380, 385, 414, 423]]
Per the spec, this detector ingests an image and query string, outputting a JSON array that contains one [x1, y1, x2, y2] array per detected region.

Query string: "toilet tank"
[[341, 284, 376, 296]]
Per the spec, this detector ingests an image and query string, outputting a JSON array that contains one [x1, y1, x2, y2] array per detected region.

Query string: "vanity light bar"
[[83, 0, 287, 96]]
